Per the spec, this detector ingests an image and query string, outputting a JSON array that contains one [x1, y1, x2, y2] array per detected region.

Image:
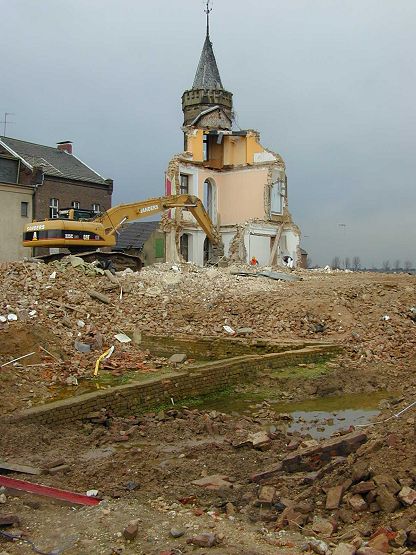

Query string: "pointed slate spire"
[[192, 10, 223, 90], [182, 2, 233, 129]]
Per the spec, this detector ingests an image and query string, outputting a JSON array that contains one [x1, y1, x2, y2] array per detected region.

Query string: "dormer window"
[[0, 156, 18, 184]]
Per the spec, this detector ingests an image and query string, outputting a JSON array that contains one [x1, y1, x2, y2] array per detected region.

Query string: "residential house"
[[0, 137, 112, 260], [164, 13, 301, 267]]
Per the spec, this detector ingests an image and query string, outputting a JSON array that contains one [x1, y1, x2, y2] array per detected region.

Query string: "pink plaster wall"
[[198, 168, 268, 225]]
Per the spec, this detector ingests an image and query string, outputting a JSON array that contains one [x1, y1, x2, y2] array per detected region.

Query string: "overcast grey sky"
[[1, 0, 415, 267]]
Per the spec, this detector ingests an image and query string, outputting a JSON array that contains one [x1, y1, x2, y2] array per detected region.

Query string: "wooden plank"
[[0, 462, 43, 476]]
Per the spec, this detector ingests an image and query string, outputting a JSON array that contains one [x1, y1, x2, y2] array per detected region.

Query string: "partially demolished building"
[[164, 12, 300, 267]]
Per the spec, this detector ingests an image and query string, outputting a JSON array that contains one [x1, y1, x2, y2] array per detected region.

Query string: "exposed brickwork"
[[2, 346, 339, 427], [33, 177, 112, 221]]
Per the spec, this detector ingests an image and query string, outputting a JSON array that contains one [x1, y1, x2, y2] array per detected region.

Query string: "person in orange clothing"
[[250, 256, 258, 266]]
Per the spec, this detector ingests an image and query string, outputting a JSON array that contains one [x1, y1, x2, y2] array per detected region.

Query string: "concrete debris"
[[191, 474, 232, 490], [258, 270, 301, 282], [114, 333, 131, 343], [168, 353, 187, 364], [398, 486, 416, 506]]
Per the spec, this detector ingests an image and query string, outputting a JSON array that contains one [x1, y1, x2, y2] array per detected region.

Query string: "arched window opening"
[[180, 233, 189, 262]]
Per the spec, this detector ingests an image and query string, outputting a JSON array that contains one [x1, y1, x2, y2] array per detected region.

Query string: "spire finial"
[[204, 0, 212, 37]]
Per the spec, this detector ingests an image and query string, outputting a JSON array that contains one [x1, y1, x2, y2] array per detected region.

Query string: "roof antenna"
[[204, 0, 212, 37], [1, 112, 15, 136]]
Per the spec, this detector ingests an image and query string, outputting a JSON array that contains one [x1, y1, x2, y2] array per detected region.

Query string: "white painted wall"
[[188, 230, 206, 266], [281, 230, 300, 265], [0, 184, 33, 261], [220, 231, 235, 258], [247, 234, 270, 266]]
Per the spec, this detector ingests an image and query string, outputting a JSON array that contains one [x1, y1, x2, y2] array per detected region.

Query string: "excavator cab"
[[58, 208, 96, 221]]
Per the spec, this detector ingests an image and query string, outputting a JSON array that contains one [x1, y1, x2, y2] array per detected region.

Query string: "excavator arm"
[[23, 194, 221, 251], [96, 194, 221, 245]]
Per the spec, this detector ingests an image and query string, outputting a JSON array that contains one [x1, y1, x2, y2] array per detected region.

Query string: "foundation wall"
[[3, 346, 339, 427]]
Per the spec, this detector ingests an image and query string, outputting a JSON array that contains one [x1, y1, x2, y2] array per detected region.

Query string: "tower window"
[[203, 135, 209, 161], [21, 201, 28, 217]]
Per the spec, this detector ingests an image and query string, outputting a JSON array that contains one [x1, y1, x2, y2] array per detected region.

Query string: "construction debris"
[[0, 259, 416, 554]]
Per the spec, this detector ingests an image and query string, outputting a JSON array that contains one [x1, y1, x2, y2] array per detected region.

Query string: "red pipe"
[[0, 475, 100, 506]]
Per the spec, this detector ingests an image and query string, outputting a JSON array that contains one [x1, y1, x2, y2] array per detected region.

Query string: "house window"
[[21, 201, 28, 217], [71, 201, 80, 209], [92, 203, 100, 214], [270, 180, 285, 215], [0, 157, 18, 184], [49, 198, 59, 219], [180, 174, 189, 195]]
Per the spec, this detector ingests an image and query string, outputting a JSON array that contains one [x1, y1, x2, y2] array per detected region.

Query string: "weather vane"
[[204, 0, 212, 37]]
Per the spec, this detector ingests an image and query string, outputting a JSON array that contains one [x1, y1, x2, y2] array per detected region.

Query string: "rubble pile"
[[0, 404, 414, 554], [0, 258, 415, 554], [0, 259, 415, 366]]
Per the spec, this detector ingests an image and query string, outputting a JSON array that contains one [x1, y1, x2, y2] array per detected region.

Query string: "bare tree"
[[352, 256, 361, 271], [382, 260, 391, 271], [394, 259, 401, 270], [344, 257, 351, 270], [332, 256, 341, 270], [404, 260, 412, 271]]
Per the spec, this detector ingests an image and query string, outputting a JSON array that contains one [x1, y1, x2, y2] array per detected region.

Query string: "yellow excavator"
[[22, 194, 222, 270]]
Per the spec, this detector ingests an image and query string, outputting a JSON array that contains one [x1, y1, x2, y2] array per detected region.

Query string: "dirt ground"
[[0, 261, 415, 554]]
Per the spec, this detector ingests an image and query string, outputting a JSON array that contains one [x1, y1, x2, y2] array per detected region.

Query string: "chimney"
[[56, 141, 73, 154]]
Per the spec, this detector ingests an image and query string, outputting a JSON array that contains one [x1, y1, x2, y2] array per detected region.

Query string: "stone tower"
[[181, 7, 233, 130]]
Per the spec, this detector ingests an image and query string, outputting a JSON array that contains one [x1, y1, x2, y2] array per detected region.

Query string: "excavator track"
[[33, 251, 143, 272]]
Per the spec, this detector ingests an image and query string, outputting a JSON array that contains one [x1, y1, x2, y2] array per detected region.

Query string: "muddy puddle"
[[194, 390, 394, 439]]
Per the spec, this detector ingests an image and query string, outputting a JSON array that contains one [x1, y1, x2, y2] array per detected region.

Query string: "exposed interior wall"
[[186, 129, 204, 162], [198, 167, 269, 225], [246, 132, 265, 165], [223, 136, 246, 166]]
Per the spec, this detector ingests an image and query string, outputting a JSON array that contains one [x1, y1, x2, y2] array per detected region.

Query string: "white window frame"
[[92, 203, 100, 214], [270, 180, 284, 215], [71, 201, 80, 209], [49, 198, 59, 219], [180, 174, 189, 195]]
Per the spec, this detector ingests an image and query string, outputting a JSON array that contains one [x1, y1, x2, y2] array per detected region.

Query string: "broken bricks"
[[123, 519, 139, 541], [187, 532, 217, 548]]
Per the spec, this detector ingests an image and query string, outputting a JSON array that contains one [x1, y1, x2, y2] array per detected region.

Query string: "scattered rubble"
[[0, 259, 415, 554]]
